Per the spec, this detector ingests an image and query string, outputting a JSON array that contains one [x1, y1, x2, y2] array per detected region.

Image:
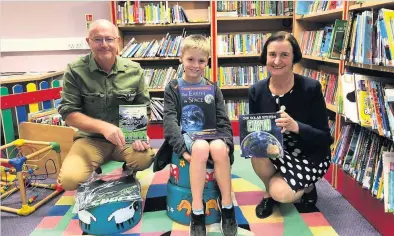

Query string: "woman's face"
[[266, 40, 294, 77]]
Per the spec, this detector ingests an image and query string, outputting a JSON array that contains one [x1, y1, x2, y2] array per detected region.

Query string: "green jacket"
[[58, 53, 150, 139]]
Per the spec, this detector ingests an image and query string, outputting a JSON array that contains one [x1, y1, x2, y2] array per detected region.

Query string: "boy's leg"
[[209, 139, 231, 205], [210, 139, 237, 236], [57, 138, 112, 191], [189, 140, 210, 211], [111, 145, 155, 172]]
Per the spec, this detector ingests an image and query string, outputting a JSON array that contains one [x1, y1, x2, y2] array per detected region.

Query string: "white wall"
[[0, 1, 111, 73]]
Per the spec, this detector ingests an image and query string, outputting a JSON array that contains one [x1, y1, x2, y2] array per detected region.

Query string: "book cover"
[[188, 129, 231, 141], [239, 113, 283, 159], [119, 105, 148, 144], [180, 84, 227, 140]]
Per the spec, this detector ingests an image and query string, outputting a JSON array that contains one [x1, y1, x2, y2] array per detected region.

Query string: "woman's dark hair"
[[260, 31, 302, 66]]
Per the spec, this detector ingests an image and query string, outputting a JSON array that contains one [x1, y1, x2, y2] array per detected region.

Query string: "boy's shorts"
[[183, 133, 195, 153]]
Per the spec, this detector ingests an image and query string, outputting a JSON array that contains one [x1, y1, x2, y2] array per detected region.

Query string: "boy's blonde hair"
[[180, 35, 210, 57]]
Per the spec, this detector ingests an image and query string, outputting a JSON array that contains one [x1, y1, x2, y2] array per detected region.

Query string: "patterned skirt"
[[270, 131, 331, 192]]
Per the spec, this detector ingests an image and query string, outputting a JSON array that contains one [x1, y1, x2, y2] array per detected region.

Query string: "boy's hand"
[[182, 152, 192, 162]]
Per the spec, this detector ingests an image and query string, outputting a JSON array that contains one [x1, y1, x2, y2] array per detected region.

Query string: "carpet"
[[30, 162, 338, 236]]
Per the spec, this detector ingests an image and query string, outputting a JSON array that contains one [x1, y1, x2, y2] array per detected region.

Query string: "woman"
[[248, 31, 333, 219]]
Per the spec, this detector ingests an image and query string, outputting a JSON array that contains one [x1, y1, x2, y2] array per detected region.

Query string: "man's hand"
[[182, 152, 191, 162], [132, 137, 151, 152], [101, 123, 126, 148]]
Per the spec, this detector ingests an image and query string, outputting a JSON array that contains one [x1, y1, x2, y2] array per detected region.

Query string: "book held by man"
[[239, 113, 283, 159], [179, 84, 230, 140], [119, 105, 148, 144]]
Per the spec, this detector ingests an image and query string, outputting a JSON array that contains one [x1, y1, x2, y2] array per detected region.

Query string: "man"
[[57, 19, 154, 191]]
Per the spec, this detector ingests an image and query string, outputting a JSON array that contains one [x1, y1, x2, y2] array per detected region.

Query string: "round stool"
[[166, 181, 221, 225], [76, 175, 142, 235], [169, 152, 218, 189]]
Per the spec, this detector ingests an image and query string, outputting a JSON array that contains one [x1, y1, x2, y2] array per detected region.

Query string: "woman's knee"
[[269, 177, 302, 203], [251, 158, 276, 178]]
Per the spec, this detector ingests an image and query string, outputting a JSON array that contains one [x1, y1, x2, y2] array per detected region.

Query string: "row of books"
[[217, 32, 271, 56], [217, 65, 268, 87], [301, 68, 338, 106], [150, 97, 164, 122], [120, 32, 192, 58], [342, 8, 394, 67], [143, 65, 211, 89], [148, 98, 249, 123], [217, 1, 293, 17], [226, 100, 249, 121], [28, 108, 66, 126], [116, 1, 194, 25], [295, 0, 343, 15], [300, 19, 347, 60], [340, 73, 394, 139], [332, 123, 394, 213]]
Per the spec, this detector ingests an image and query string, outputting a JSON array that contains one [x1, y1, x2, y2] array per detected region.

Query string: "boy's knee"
[[191, 140, 210, 160], [209, 139, 227, 153]]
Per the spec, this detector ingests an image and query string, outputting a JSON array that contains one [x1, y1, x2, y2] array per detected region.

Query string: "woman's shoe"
[[255, 197, 278, 219], [301, 184, 317, 205]]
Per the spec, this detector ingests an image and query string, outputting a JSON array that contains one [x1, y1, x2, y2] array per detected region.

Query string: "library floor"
[[1, 139, 381, 236]]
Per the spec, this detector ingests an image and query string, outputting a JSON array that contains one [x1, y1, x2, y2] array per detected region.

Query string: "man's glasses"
[[90, 37, 117, 44]]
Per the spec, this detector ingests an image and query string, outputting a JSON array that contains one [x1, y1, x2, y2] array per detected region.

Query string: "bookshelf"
[[110, 2, 394, 234], [293, 1, 394, 235]]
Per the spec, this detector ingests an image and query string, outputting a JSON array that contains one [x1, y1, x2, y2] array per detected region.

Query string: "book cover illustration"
[[180, 85, 231, 140], [119, 105, 148, 144], [239, 113, 283, 159]]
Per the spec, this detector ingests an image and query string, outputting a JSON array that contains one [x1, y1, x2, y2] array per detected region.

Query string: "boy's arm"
[[163, 84, 187, 156], [215, 86, 234, 153]]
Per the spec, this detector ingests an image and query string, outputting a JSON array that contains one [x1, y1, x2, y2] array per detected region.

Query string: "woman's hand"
[[275, 111, 299, 134]]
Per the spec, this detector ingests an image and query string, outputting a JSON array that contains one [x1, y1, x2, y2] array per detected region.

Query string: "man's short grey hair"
[[88, 19, 119, 37]]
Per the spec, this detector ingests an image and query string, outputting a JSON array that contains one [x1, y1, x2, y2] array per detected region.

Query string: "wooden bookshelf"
[[349, 0, 394, 11], [0, 71, 64, 84], [218, 54, 260, 59], [217, 15, 292, 21], [118, 22, 210, 32], [220, 86, 249, 90], [129, 57, 179, 62], [302, 55, 340, 64], [148, 88, 164, 93], [108, 3, 394, 235], [295, 8, 343, 23], [345, 62, 394, 74]]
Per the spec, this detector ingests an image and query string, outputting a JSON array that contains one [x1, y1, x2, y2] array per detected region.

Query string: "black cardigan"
[[248, 73, 333, 164]]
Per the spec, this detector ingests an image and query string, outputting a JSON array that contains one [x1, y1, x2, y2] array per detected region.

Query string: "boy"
[[162, 35, 237, 236]]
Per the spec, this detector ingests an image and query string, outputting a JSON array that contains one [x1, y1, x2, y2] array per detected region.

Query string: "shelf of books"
[[293, 1, 394, 235]]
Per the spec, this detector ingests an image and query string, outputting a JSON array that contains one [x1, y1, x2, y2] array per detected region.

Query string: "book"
[[239, 113, 283, 159], [179, 84, 230, 140], [119, 105, 148, 144]]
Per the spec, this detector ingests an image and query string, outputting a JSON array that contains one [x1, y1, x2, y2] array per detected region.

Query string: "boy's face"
[[180, 48, 209, 81]]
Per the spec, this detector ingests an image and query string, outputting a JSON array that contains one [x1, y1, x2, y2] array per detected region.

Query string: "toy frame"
[[0, 139, 64, 216]]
